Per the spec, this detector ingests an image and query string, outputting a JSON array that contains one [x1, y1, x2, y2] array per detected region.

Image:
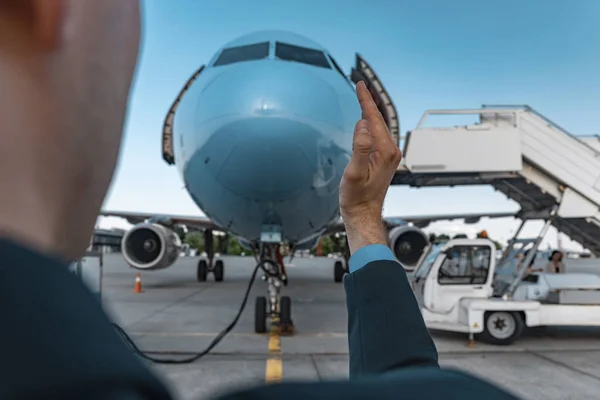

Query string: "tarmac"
[[99, 253, 600, 400]]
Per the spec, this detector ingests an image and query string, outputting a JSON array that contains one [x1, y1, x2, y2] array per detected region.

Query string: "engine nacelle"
[[122, 223, 181, 270], [388, 225, 429, 268]]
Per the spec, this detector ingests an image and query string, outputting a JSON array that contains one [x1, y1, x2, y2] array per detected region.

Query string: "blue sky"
[[100, 0, 600, 250]]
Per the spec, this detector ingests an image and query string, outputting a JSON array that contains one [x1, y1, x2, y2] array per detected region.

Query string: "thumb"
[[344, 119, 372, 181]]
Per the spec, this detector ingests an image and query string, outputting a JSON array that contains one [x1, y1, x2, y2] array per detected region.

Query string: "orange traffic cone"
[[133, 273, 143, 293]]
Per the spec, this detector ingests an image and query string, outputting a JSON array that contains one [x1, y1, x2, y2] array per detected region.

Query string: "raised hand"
[[339, 81, 402, 254]]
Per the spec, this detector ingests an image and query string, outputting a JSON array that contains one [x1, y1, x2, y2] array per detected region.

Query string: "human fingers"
[[343, 119, 372, 182], [356, 81, 394, 150], [356, 81, 383, 124]]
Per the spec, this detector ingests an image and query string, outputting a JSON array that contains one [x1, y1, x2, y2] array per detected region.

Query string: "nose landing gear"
[[254, 245, 294, 335]]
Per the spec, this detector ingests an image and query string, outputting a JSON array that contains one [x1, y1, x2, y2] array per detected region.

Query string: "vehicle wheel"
[[334, 260, 344, 282], [213, 259, 224, 282], [255, 296, 267, 334], [280, 296, 292, 325], [197, 259, 208, 282], [480, 311, 524, 345]]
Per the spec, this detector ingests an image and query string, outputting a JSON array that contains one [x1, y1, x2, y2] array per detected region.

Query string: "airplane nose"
[[192, 64, 346, 201], [195, 63, 344, 129]]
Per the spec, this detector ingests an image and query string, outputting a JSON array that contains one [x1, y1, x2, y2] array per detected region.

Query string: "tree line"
[[181, 231, 502, 256]]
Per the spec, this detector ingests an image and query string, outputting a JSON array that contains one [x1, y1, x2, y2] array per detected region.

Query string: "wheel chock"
[[279, 321, 295, 336], [466, 333, 477, 348]]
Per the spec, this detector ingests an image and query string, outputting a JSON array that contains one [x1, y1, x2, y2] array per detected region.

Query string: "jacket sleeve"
[[0, 244, 173, 400], [344, 259, 439, 378]]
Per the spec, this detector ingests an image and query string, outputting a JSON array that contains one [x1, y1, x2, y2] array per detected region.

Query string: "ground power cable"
[[111, 259, 279, 364]]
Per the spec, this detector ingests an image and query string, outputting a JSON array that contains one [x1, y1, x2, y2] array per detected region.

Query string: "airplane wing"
[[323, 211, 519, 236], [101, 209, 519, 238], [99, 210, 223, 231]]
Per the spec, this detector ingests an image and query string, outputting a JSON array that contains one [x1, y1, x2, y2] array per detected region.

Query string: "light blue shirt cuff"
[[348, 244, 396, 273]]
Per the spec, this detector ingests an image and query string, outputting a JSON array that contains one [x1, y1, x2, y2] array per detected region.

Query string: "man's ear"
[[30, 0, 66, 50]]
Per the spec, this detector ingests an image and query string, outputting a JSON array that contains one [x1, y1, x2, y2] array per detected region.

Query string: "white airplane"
[[101, 30, 516, 332]]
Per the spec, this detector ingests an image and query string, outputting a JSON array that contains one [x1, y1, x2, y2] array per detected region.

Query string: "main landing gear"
[[197, 230, 225, 282], [197, 258, 224, 282], [254, 244, 294, 335], [334, 259, 349, 282]]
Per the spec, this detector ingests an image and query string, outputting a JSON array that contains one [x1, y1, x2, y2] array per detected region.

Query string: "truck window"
[[438, 245, 491, 285], [414, 243, 444, 279]]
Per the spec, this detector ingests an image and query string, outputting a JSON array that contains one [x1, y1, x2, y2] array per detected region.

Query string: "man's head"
[[0, 0, 141, 260]]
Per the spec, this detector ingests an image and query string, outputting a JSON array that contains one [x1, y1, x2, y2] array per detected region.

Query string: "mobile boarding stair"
[[393, 105, 600, 255]]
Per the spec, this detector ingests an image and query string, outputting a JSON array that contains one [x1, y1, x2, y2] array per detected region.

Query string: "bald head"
[[0, 0, 140, 260]]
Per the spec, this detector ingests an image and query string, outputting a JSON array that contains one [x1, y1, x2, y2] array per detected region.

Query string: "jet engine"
[[122, 223, 182, 270], [388, 225, 429, 267]]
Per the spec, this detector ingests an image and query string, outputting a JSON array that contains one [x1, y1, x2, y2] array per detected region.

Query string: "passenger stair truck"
[[394, 105, 600, 344]]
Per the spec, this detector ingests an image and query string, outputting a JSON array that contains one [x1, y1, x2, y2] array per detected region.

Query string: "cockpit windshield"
[[413, 243, 445, 279], [213, 42, 270, 67], [275, 42, 331, 69]]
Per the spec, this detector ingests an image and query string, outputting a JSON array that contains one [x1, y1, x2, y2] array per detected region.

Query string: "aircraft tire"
[[280, 296, 292, 325], [480, 311, 524, 345], [197, 259, 208, 282], [334, 260, 344, 282], [255, 296, 267, 334], [214, 259, 224, 282]]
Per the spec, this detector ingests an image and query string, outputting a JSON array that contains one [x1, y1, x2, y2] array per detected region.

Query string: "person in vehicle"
[[546, 250, 565, 273]]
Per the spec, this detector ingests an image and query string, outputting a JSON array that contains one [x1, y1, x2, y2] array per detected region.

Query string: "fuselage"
[[172, 31, 360, 247]]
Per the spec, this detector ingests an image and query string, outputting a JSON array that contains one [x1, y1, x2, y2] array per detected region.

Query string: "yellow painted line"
[[265, 357, 282, 382], [268, 332, 281, 352], [265, 316, 283, 383]]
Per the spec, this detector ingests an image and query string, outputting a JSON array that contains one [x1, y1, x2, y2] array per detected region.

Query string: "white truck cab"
[[410, 238, 600, 345]]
